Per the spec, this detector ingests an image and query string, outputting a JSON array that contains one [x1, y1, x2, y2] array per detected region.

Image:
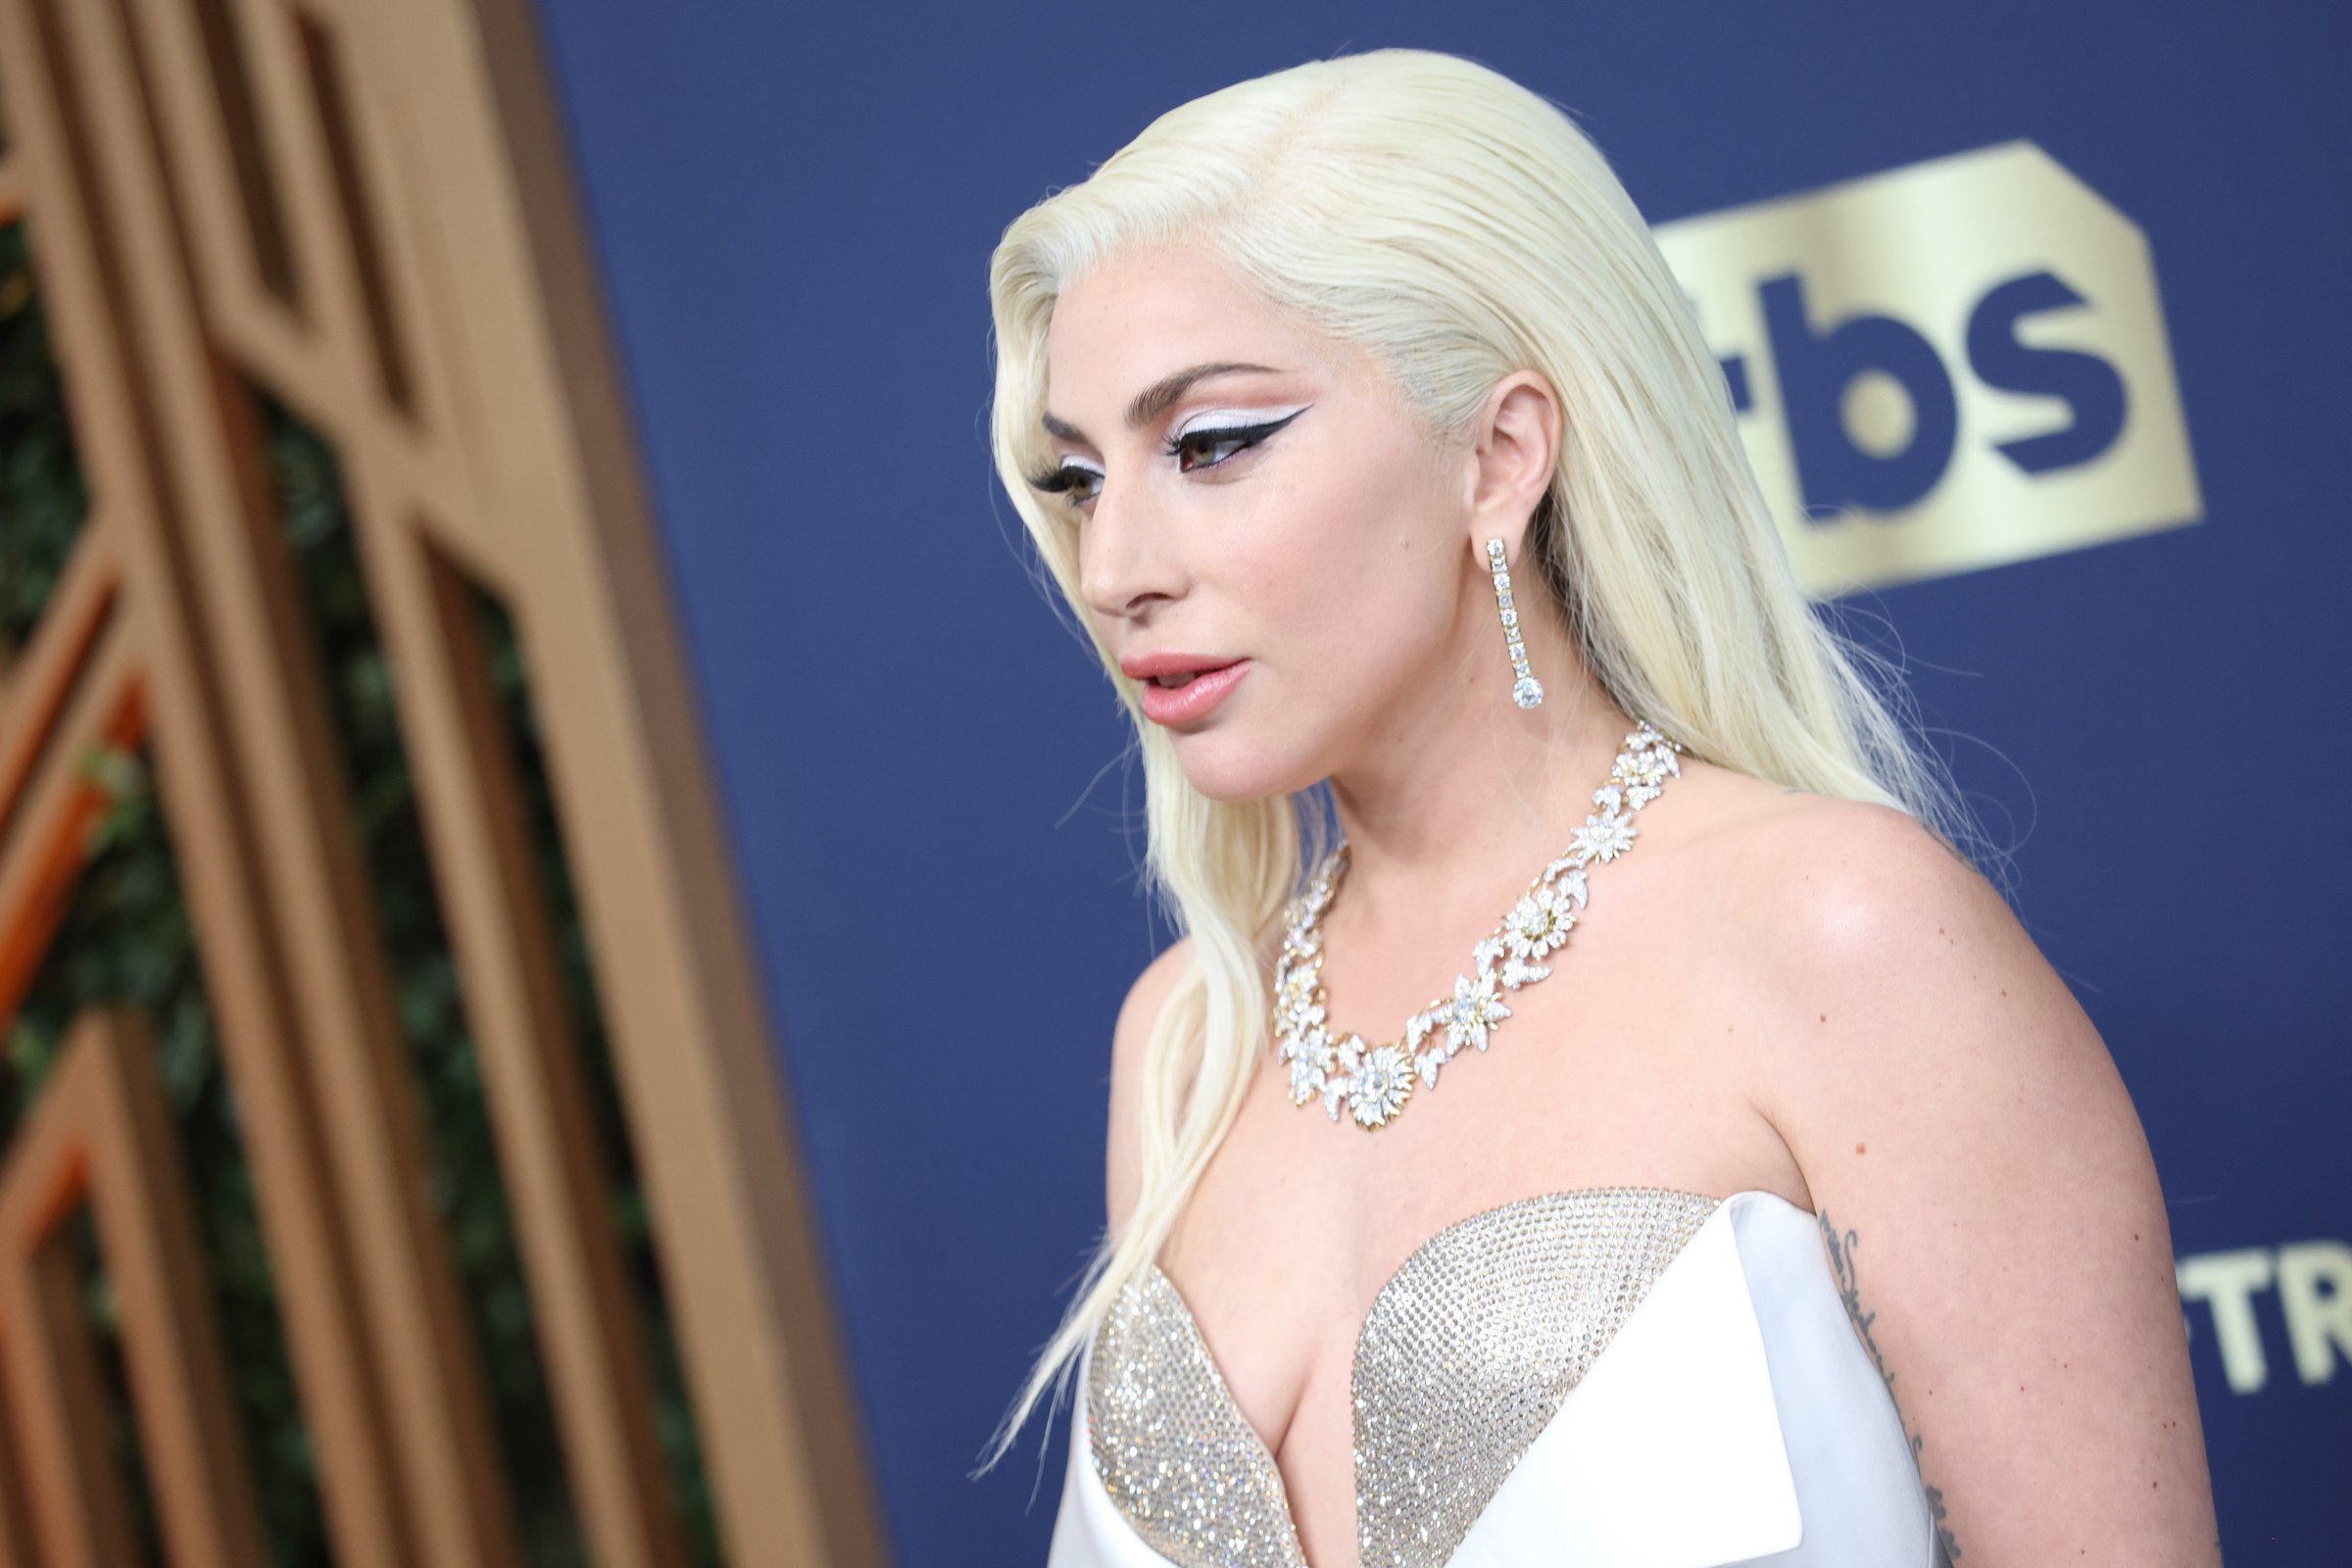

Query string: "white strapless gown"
[[1046, 1188, 1950, 1568]]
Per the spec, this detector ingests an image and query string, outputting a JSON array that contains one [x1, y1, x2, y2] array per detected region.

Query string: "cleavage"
[[1094, 1187, 1733, 1568]]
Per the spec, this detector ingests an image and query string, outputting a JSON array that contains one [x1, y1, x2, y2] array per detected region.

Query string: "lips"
[[1120, 650, 1241, 680], [1136, 658, 1250, 726]]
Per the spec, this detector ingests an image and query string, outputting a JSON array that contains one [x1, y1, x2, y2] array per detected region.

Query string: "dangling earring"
[[1486, 538, 1544, 709]]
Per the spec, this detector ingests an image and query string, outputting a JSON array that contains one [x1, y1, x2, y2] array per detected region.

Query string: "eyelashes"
[[1025, 406, 1309, 507]]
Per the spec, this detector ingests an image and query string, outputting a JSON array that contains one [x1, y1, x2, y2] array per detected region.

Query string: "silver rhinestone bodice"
[[1086, 1187, 1725, 1568], [1088, 1263, 1309, 1568]]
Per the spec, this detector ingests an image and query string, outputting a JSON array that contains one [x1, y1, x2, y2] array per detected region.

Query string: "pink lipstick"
[[1131, 658, 1250, 726]]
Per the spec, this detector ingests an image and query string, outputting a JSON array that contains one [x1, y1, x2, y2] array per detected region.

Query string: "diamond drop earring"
[[1486, 538, 1544, 709]]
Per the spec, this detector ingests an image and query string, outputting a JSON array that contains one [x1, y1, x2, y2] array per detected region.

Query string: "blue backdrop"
[[523, 3, 2348, 1561]]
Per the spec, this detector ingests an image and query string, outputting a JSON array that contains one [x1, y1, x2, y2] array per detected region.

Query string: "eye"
[[1023, 406, 1308, 512], [1025, 460, 1104, 506], [1164, 424, 1256, 472], [1162, 408, 1306, 474]]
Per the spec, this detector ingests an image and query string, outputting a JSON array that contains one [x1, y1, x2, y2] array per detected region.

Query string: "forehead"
[[1047, 244, 1321, 389]]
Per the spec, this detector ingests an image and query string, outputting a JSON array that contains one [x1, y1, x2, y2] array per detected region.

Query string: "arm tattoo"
[[1820, 1210, 1964, 1564]]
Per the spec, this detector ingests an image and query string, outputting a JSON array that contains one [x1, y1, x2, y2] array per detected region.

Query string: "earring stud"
[[1486, 538, 1544, 709]]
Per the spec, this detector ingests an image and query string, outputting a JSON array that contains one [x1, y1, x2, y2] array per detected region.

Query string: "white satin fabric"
[[1046, 1191, 1943, 1567]]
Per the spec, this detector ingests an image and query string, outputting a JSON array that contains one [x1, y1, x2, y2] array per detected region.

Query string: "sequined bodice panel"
[[1085, 1187, 1725, 1568]]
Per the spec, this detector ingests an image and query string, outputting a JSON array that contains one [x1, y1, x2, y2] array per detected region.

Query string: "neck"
[[1324, 660, 1635, 950]]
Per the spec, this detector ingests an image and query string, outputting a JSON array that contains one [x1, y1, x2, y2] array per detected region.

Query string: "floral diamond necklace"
[[1273, 719, 1685, 1129]]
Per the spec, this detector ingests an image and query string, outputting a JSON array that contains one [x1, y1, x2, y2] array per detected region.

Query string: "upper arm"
[[1745, 803, 2218, 1564], [1105, 935, 1193, 1247]]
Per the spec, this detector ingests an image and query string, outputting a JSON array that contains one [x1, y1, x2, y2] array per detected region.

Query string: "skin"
[[1037, 241, 2220, 1567]]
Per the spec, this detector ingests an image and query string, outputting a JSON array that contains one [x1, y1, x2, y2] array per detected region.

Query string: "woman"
[[976, 47, 2217, 1568]]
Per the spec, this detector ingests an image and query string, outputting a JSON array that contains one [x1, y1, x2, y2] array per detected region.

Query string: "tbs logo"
[[1655, 140, 2201, 596]]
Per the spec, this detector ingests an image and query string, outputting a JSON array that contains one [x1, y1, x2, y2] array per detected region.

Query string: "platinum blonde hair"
[[974, 45, 1983, 1473]]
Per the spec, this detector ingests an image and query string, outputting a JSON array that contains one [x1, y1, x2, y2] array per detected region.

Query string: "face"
[[1034, 244, 1486, 802]]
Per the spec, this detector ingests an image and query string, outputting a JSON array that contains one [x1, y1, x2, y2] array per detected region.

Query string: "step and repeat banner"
[[527, 3, 2345, 1561]]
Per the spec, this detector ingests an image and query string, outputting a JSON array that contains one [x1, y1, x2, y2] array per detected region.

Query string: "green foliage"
[[0, 220, 88, 655]]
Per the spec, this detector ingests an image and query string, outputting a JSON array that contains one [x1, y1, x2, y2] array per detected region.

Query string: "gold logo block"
[[1656, 140, 2202, 596]]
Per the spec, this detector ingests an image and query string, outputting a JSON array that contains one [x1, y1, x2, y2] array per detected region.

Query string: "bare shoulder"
[[1654, 766, 2044, 1063], [1700, 790, 2093, 1132], [1692, 785, 2126, 1204], [1684, 784, 2218, 1560], [1105, 935, 1196, 1244]]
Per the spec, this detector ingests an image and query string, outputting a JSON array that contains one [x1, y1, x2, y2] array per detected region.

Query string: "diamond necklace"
[[1272, 719, 1685, 1129]]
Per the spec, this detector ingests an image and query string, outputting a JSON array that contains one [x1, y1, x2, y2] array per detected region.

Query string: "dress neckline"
[[1148, 1183, 1811, 1379], [1120, 1184, 1815, 1567]]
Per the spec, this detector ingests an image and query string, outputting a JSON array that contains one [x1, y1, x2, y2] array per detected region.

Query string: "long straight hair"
[[974, 46, 1983, 1473]]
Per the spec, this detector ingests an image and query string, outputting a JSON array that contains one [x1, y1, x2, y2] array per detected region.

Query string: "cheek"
[[1232, 471, 1456, 686]]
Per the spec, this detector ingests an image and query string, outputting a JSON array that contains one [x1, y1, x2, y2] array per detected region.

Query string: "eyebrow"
[[1040, 361, 1284, 444]]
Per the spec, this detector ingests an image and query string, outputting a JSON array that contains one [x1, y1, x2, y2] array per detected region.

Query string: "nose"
[[1078, 476, 1184, 622]]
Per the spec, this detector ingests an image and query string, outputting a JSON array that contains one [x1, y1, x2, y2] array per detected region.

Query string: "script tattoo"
[[1820, 1211, 1964, 1563]]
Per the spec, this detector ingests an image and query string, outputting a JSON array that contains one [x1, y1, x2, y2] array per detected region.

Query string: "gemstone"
[[1512, 675, 1544, 709]]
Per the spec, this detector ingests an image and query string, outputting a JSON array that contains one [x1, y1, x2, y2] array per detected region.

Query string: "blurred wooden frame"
[[0, 0, 886, 1564], [0, 1006, 270, 1568]]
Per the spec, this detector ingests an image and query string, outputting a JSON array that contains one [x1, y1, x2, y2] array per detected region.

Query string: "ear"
[[1462, 370, 1563, 566]]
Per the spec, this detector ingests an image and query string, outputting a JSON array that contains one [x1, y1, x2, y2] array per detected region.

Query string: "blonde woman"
[[978, 47, 2217, 1568]]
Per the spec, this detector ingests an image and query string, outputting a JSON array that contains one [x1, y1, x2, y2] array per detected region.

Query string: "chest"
[[1152, 951, 1804, 1564], [1091, 1188, 1748, 1568]]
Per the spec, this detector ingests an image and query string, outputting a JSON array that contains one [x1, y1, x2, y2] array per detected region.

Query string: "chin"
[[1167, 732, 1316, 804]]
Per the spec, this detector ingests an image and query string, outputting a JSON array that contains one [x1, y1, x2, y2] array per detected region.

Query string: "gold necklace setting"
[[1272, 720, 1684, 1129]]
